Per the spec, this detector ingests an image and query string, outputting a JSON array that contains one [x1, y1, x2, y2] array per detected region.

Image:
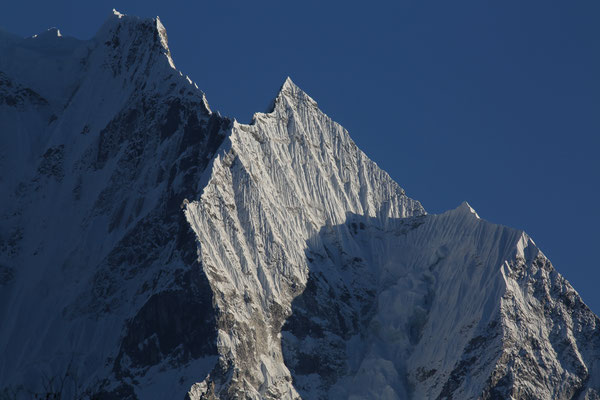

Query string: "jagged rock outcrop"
[[1, 10, 598, 400]]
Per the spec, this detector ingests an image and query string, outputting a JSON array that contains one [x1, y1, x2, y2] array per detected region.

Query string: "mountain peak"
[[278, 76, 304, 97], [273, 76, 317, 111], [98, 9, 151, 35], [448, 201, 481, 219], [281, 76, 295, 90], [96, 9, 176, 69]]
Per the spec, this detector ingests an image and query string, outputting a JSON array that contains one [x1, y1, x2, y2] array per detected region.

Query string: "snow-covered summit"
[[275, 76, 318, 109], [447, 200, 481, 219], [95, 8, 176, 70], [253, 77, 318, 124]]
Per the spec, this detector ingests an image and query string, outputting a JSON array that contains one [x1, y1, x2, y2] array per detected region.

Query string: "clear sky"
[[2, 1, 599, 313]]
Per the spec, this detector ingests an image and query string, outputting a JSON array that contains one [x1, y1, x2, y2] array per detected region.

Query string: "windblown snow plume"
[[1, 10, 598, 400]]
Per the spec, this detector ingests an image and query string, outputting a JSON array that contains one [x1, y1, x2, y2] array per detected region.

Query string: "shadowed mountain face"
[[1, 10, 599, 400], [0, 11, 227, 399], [283, 211, 600, 399]]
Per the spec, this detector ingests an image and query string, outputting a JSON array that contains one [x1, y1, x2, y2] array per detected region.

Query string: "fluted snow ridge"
[[2, 11, 599, 400], [185, 77, 600, 398], [185, 78, 424, 399]]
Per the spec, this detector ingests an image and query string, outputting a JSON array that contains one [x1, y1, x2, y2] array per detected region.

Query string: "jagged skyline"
[[2, 2, 597, 314], [1, 9, 599, 398]]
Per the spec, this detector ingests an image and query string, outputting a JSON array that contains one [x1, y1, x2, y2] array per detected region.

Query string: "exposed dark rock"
[[0, 264, 14, 286], [115, 286, 217, 373], [37, 145, 65, 181]]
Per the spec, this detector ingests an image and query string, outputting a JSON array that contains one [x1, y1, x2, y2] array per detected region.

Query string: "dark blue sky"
[[2, 1, 599, 313]]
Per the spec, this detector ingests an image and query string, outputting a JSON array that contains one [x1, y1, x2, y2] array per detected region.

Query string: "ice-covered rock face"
[[1, 11, 600, 400]]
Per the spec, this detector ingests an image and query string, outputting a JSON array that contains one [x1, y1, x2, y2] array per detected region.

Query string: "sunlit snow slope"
[[1, 10, 599, 400]]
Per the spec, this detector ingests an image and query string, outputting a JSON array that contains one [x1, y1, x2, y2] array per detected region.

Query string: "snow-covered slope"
[[0, 10, 228, 399], [1, 11, 599, 400], [281, 203, 600, 399]]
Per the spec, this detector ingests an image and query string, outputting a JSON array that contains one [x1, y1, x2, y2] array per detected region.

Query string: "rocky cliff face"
[[1, 11, 598, 400]]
